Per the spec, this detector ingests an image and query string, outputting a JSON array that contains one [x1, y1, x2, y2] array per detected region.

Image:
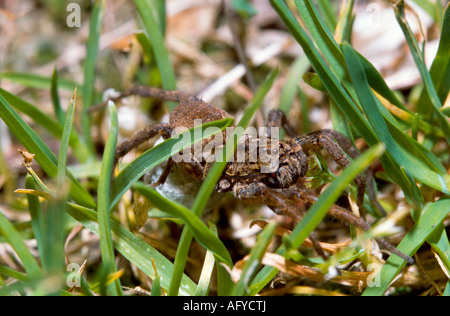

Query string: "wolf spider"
[[99, 86, 413, 264]]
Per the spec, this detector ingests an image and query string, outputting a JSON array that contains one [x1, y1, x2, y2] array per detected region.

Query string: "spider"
[[98, 86, 413, 264]]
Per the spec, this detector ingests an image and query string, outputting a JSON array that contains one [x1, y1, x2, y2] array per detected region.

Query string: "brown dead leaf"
[[261, 252, 325, 282], [250, 220, 351, 253], [0, 8, 16, 21], [262, 252, 372, 288], [18, 149, 35, 168], [231, 251, 372, 289], [109, 34, 135, 52], [167, 1, 220, 46]]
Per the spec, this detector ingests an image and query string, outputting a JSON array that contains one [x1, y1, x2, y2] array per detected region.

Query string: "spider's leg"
[[319, 130, 387, 216], [364, 171, 387, 217], [265, 110, 309, 179], [301, 192, 413, 264], [115, 123, 172, 166], [233, 183, 327, 260], [120, 86, 198, 103], [294, 130, 368, 218], [235, 182, 413, 264], [149, 157, 174, 188], [266, 109, 297, 138], [89, 86, 197, 113], [300, 192, 370, 230]]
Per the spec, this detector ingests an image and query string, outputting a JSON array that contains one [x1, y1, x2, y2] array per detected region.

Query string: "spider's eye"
[[272, 148, 279, 155]]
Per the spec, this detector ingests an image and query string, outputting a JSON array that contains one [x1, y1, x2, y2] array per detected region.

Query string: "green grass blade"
[[294, 0, 345, 78], [39, 90, 77, 278], [0, 210, 42, 279], [297, 85, 310, 134], [356, 53, 408, 111], [0, 72, 79, 93], [151, 274, 162, 296], [388, 124, 445, 174], [444, 281, 450, 296], [0, 278, 6, 294], [0, 94, 96, 208], [0, 88, 90, 163], [271, 0, 373, 140], [362, 197, 450, 296], [43, 199, 66, 279], [150, 0, 166, 35], [133, 183, 232, 267], [334, 0, 354, 43], [303, 72, 326, 92], [110, 117, 234, 208], [66, 203, 197, 296], [51, 68, 65, 125], [25, 175, 46, 270], [274, 0, 448, 194], [329, 99, 352, 139], [57, 89, 76, 186], [24, 176, 66, 278], [394, 2, 450, 145], [97, 102, 122, 296], [233, 223, 275, 296], [0, 265, 29, 283], [133, 0, 177, 109], [426, 223, 450, 279], [411, 0, 439, 23], [249, 143, 386, 294], [316, 0, 337, 31], [270, 0, 424, 204], [357, 52, 445, 138], [297, 0, 414, 135], [81, 0, 106, 153], [195, 222, 218, 296], [279, 55, 310, 114], [168, 229, 193, 296], [417, 4, 450, 111], [341, 43, 449, 195], [167, 70, 278, 296]]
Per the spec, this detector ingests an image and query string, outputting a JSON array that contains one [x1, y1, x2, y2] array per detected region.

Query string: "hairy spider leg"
[[233, 180, 413, 264], [148, 157, 175, 188], [267, 110, 385, 217], [294, 130, 368, 219], [237, 184, 413, 264], [304, 129, 387, 217], [233, 183, 328, 260], [266, 109, 297, 139], [114, 123, 172, 166], [266, 112, 365, 211], [297, 191, 413, 264], [89, 86, 198, 113], [106, 87, 194, 165], [107, 87, 231, 186]]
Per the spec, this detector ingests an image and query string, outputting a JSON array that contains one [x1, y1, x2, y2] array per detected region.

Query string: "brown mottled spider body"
[[100, 86, 412, 264]]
